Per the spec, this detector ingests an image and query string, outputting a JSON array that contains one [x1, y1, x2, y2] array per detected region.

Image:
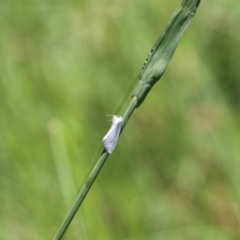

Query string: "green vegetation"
[[1, 0, 240, 239]]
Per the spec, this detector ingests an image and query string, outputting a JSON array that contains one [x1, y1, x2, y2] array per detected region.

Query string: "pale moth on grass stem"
[[53, 1, 201, 239], [102, 115, 123, 154]]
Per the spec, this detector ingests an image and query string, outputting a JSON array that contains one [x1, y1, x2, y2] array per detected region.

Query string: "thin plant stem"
[[53, 97, 138, 240], [53, 0, 200, 239]]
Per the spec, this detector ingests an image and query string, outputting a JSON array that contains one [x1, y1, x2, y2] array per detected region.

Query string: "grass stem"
[[53, 97, 138, 240]]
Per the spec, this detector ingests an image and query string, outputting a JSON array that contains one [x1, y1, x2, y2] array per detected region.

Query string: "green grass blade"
[[53, 0, 200, 239]]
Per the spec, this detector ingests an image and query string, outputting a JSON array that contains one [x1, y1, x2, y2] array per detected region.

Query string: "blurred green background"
[[1, 0, 240, 239]]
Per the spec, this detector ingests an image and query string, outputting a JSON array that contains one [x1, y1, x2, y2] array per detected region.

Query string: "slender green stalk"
[[53, 0, 200, 239], [53, 97, 138, 240]]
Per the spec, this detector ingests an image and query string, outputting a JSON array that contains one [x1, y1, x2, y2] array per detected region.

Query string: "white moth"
[[102, 115, 123, 154]]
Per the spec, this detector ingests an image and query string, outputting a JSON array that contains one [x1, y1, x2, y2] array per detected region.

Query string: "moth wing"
[[102, 121, 122, 154]]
